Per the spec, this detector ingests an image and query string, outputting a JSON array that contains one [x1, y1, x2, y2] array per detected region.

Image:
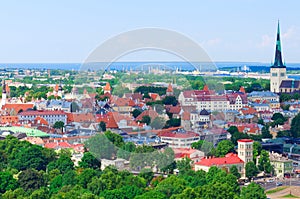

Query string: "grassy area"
[[265, 186, 287, 194], [282, 194, 299, 198]]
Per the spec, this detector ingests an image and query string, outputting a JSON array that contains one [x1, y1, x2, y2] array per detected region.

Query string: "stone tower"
[[270, 21, 287, 93]]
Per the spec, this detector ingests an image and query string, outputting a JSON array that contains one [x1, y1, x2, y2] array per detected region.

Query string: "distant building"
[[269, 21, 300, 93], [269, 152, 293, 178], [178, 85, 247, 112], [158, 131, 200, 148], [195, 139, 254, 178], [18, 110, 67, 125]]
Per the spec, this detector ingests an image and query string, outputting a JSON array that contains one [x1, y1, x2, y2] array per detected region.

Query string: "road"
[[255, 178, 300, 190]]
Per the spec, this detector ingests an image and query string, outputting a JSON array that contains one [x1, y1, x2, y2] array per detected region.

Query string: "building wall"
[[270, 67, 287, 93]]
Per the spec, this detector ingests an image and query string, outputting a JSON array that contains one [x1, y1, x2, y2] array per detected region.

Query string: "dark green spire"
[[271, 21, 285, 68]]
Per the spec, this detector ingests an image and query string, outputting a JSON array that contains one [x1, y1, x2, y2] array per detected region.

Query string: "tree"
[[164, 118, 181, 128], [150, 117, 166, 130], [176, 157, 192, 174], [79, 152, 101, 170], [230, 165, 241, 179], [271, 113, 285, 121], [116, 142, 136, 160], [53, 121, 64, 132], [99, 121, 106, 132], [240, 182, 267, 199], [191, 140, 214, 155], [155, 175, 187, 198], [261, 125, 272, 139], [253, 141, 262, 163], [162, 96, 178, 106], [9, 144, 50, 171], [85, 134, 116, 160], [47, 153, 74, 174], [18, 169, 45, 192], [104, 131, 124, 148], [245, 161, 259, 181], [291, 112, 300, 138], [0, 171, 18, 194], [132, 109, 142, 118], [141, 115, 151, 125], [258, 150, 272, 174], [77, 168, 99, 189], [227, 126, 239, 135], [215, 140, 235, 157]]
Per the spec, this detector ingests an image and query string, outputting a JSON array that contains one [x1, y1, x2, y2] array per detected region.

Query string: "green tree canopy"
[[245, 161, 259, 180], [215, 140, 235, 157], [291, 112, 300, 138], [79, 152, 101, 170]]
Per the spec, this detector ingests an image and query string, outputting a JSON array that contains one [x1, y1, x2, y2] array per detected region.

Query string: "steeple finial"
[[271, 20, 285, 68]]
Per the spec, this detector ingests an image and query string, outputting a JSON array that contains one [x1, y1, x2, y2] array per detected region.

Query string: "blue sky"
[[0, 0, 299, 63]]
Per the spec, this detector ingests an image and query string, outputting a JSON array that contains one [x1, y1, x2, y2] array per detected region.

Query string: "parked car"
[[276, 182, 283, 186], [267, 179, 274, 183]]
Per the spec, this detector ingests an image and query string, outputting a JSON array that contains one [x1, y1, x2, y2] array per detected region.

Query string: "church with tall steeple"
[[270, 21, 300, 93]]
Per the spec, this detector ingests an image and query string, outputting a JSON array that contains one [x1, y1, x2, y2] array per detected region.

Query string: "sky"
[[0, 0, 300, 63]]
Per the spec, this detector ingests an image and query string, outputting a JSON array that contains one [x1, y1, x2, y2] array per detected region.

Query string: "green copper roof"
[[271, 21, 286, 68], [0, 126, 49, 137]]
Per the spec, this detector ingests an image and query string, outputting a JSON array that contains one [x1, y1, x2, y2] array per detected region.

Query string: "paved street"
[[255, 178, 300, 190]]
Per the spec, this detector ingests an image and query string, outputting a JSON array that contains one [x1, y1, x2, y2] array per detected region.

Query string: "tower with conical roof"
[[270, 21, 287, 93]]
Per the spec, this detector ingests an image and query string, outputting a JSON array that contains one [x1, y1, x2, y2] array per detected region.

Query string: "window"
[[280, 73, 285, 77], [272, 73, 277, 77]]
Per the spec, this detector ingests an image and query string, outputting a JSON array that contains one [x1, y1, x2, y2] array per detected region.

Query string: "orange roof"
[[2, 103, 34, 114], [203, 85, 209, 92], [66, 112, 95, 123], [44, 142, 72, 149], [167, 84, 173, 92], [96, 112, 119, 129], [0, 116, 19, 124], [240, 106, 257, 115], [150, 93, 159, 101], [136, 110, 159, 121], [34, 116, 49, 126], [239, 86, 246, 93], [114, 98, 135, 107], [104, 82, 111, 91], [55, 84, 59, 92], [5, 84, 10, 93], [195, 153, 244, 166]]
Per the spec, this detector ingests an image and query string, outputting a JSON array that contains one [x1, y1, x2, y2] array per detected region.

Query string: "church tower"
[[1, 80, 7, 107], [270, 21, 287, 93]]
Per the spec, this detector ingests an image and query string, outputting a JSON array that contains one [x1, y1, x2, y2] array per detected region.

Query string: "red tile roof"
[[34, 116, 49, 126], [195, 153, 244, 166], [2, 103, 34, 114], [67, 113, 95, 123], [19, 110, 66, 116], [166, 105, 181, 114], [237, 139, 254, 143], [44, 141, 72, 149], [104, 82, 111, 91], [0, 116, 19, 124], [167, 84, 173, 92], [136, 110, 159, 121]]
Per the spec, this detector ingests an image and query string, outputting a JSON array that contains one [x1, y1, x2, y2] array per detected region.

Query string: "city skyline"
[[0, 1, 300, 63]]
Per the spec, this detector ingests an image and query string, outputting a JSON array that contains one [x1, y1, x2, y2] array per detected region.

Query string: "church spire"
[[272, 20, 285, 68]]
